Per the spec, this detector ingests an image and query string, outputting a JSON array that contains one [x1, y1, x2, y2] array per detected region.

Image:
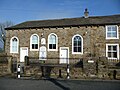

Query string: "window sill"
[[10, 52, 18, 54], [108, 58, 119, 60], [72, 52, 83, 54], [48, 49, 58, 51], [106, 37, 119, 40], [30, 49, 39, 51]]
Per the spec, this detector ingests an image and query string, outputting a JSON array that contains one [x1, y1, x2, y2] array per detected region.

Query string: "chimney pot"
[[84, 8, 89, 18]]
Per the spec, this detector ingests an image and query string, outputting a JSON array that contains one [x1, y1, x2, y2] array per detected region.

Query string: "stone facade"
[[4, 14, 120, 79], [5, 25, 120, 60]]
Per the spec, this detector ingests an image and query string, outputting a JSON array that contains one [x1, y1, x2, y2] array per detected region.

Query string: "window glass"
[[73, 36, 82, 53], [49, 34, 57, 50], [11, 38, 18, 53], [31, 35, 38, 50], [107, 45, 118, 59], [107, 26, 118, 38]]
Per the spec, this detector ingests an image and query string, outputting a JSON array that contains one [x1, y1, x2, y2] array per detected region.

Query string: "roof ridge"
[[89, 14, 120, 18], [22, 14, 120, 23], [5, 14, 120, 30]]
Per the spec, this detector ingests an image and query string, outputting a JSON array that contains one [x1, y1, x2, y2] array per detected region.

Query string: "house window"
[[10, 36, 19, 53], [72, 34, 83, 54], [106, 44, 119, 59], [30, 34, 39, 51], [48, 33, 58, 51], [106, 25, 119, 39]]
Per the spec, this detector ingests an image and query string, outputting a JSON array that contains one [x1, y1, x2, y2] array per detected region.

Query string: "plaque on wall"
[[41, 38, 46, 45]]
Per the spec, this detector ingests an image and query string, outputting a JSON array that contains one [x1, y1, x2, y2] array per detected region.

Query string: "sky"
[[0, 0, 120, 48], [0, 0, 120, 24]]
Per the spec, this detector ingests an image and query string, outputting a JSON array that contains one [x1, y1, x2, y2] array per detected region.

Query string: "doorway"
[[20, 47, 28, 62], [60, 47, 69, 64]]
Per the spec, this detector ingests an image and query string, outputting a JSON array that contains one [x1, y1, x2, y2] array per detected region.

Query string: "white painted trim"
[[30, 34, 39, 51], [72, 34, 83, 54], [10, 36, 19, 53], [88, 60, 94, 63], [60, 47, 69, 64], [48, 33, 58, 51], [20, 47, 28, 62], [106, 25, 119, 39], [106, 44, 119, 59]]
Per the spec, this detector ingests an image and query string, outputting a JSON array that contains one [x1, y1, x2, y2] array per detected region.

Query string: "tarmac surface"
[[0, 77, 120, 90]]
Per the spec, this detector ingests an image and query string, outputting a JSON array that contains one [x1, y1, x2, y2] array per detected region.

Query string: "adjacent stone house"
[[4, 10, 120, 78]]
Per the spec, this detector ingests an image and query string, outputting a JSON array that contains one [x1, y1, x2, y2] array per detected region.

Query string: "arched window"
[[72, 34, 83, 54], [48, 33, 58, 51], [10, 36, 19, 53], [30, 34, 39, 51]]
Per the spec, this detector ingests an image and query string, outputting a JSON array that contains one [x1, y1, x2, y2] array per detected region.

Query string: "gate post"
[[25, 56, 29, 66], [66, 64, 70, 79], [113, 70, 117, 79], [83, 57, 97, 78], [17, 64, 20, 78], [58, 69, 62, 78]]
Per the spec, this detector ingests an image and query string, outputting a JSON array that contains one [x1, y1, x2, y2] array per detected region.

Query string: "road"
[[0, 77, 120, 90]]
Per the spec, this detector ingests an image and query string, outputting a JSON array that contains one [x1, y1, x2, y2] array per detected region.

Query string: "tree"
[[0, 21, 14, 51]]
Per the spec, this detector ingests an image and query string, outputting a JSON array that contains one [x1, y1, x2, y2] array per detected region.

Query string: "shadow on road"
[[47, 78, 70, 90]]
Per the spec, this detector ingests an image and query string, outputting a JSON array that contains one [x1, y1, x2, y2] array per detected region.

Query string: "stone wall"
[[97, 57, 108, 78], [23, 56, 120, 79], [0, 53, 12, 76], [83, 57, 97, 78], [24, 65, 84, 79], [5, 25, 120, 61]]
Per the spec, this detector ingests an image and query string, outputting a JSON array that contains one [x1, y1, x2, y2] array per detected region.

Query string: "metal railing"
[[26, 57, 83, 66], [108, 59, 120, 63]]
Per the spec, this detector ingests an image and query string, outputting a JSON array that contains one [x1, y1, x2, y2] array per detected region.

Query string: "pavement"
[[0, 77, 120, 90]]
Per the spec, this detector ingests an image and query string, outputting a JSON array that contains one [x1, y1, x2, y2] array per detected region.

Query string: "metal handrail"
[[27, 57, 83, 65]]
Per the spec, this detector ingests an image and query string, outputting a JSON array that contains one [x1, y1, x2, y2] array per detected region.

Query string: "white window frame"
[[30, 34, 39, 51], [10, 36, 19, 53], [106, 44, 119, 59], [48, 33, 58, 51], [72, 34, 83, 54], [106, 25, 119, 39]]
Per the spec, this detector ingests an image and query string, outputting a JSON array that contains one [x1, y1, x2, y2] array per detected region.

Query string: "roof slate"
[[6, 14, 120, 30]]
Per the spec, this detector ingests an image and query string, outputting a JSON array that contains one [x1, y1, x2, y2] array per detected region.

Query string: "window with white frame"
[[72, 34, 83, 54], [106, 44, 119, 59], [48, 33, 58, 51], [10, 36, 19, 53], [106, 25, 119, 39], [30, 34, 39, 51]]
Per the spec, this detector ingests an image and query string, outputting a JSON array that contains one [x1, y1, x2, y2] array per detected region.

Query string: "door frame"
[[20, 47, 28, 62], [59, 47, 69, 64], [39, 46, 47, 60]]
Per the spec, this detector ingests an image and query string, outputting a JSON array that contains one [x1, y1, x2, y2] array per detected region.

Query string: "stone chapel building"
[[4, 9, 120, 71], [5, 9, 120, 64]]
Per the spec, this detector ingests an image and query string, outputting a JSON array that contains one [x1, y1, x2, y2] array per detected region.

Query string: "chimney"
[[84, 8, 89, 18]]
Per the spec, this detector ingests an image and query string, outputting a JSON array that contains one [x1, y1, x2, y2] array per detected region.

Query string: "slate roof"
[[6, 14, 120, 30]]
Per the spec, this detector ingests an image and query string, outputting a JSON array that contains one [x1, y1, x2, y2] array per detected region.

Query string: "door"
[[60, 47, 69, 64], [20, 47, 28, 62], [39, 46, 47, 60]]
